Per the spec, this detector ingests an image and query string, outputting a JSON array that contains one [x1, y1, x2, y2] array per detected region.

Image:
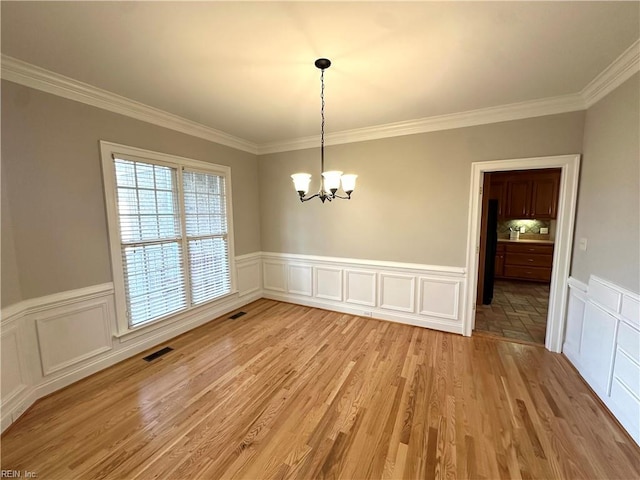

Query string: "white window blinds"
[[110, 154, 233, 329], [183, 171, 231, 305]]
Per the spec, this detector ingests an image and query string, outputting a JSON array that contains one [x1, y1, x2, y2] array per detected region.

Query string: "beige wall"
[[1, 165, 22, 307], [1, 80, 261, 304], [571, 73, 640, 293], [13, 73, 635, 305], [259, 112, 585, 266]]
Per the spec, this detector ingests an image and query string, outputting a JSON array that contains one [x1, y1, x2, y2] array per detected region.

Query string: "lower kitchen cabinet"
[[494, 243, 505, 277], [498, 242, 553, 283]]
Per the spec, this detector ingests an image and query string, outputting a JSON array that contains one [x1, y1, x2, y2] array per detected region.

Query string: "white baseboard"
[[263, 292, 463, 335]]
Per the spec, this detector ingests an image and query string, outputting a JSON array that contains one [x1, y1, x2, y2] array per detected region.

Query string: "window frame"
[[100, 141, 236, 336]]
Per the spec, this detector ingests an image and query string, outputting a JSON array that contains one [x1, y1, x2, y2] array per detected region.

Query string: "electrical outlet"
[[540, 227, 549, 234], [363, 311, 372, 317], [520, 226, 526, 233]]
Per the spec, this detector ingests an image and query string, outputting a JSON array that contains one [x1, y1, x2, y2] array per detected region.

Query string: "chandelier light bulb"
[[322, 170, 343, 192], [291, 173, 312, 194], [341, 174, 358, 194]]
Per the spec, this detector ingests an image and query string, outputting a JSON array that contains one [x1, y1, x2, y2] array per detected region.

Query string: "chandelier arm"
[[299, 192, 320, 202], [332, 193, 352, 200]]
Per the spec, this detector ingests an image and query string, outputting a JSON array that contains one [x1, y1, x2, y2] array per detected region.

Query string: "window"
[[101, 142, 234, 333]]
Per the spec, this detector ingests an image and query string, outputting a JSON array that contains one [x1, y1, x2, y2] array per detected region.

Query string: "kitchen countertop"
[[498, 238, 555, 245]]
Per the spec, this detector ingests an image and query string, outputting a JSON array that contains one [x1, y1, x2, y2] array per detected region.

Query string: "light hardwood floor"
[[2, 299, 638, 479]]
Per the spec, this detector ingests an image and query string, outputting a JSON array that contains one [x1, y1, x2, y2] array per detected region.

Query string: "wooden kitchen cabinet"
[[505, 176, 531, 218], [502, 242, 554, 282], [530, 171, 560, 218], [487, 173, 506, 218], [495, 243, 506, 278], [490, 168, 561, 219], [488, 174, 507, 218]]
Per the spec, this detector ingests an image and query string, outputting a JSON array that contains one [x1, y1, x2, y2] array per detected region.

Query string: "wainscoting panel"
[[263, 261, 287, 293], [35, 299, 113, 376], [579, 302, 617, 395], [314, 266, 343, 302], [563, 275, 640, 445], [261, 252, 466, 335], [0, 253, 263, 433], [236, 253, 262, 298], [1, 325, 28, 407], [418, 277, 461, 320], [621, 295, 640, 328], [288, 264, 313, 297], [345, 270, 377, 307], [589, 276, 622, 314], [563, 278, 587, 363], [379, 273, 415, 313]]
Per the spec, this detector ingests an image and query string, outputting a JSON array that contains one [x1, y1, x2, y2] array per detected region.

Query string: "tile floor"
[[474, 279, 550, 345]]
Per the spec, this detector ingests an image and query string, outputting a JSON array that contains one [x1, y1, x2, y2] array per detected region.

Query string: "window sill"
[[113, 290, 239, 343]]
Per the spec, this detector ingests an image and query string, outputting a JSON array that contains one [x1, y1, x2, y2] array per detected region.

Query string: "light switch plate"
[[520, 226, 526, 233], [540, 227, 549, 234], [579, 238, 588, 251]]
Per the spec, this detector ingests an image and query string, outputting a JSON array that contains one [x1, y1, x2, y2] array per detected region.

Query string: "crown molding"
[[581, 39, 640, 108], [0, 55, 259, 155], [4, 36, 639, 157], [257, 93, 585, 154]]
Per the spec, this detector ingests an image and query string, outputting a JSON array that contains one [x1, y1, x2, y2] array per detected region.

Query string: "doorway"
[[463, 155, 581, 353], [475, 169, 559, 345]]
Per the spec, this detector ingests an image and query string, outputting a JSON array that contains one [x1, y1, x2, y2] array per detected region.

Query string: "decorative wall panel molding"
[[236, 252, 262, 298], [564, 275, 640, 446], [418, 277, 461, 320], [379, 273, 415, 313], [1, 326, 28, 407], [314, 267, 343, 302], [0, 253, 263, 433], [345, 270, 377, 307], [263, 261, 287, 292], [563, 277, 587, 363], [35, 300, 113, 376], [262, 252, 466, 335], [288, 264, 313, 297]]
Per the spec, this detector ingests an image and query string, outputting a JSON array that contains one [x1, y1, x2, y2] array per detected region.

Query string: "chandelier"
[[291, 58, 357, 203]]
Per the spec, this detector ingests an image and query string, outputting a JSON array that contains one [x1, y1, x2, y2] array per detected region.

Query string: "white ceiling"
[[2, 1, 639, 149]]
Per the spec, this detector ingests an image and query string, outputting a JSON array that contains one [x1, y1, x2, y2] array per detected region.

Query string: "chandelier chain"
[[320, 68, 325, 174]]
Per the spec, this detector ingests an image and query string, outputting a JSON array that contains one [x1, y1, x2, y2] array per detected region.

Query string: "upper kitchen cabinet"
[[488, 173, 507, 218], [505, 175, 532, 218], [490, 169, 561, 219], [530, 170, 560, 218]]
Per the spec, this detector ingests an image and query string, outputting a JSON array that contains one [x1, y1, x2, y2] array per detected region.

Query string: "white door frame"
[[463, 154, 581, 352]]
